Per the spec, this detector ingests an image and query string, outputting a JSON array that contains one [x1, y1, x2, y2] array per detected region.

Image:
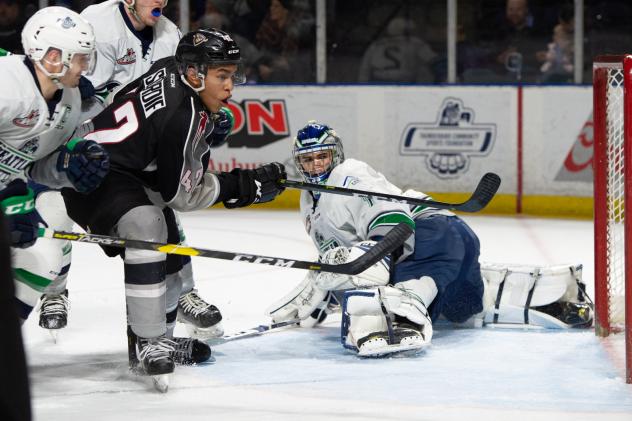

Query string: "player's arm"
[[28, 137, 109, 193], [338, 164, 416, 262], [158, 108, 285, 211]]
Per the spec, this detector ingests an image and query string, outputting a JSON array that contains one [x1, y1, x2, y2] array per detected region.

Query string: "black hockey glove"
[[0, 179, 47, 249], [56, 138, 110, 193], [208, 107, 234, 148], [220, 162, 286, 209]]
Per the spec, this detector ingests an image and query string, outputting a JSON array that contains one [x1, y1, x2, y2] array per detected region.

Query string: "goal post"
[[592, 54, 632, 383]]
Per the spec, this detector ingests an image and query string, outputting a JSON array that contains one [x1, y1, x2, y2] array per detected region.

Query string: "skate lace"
[[39, 293, 70, 316], [172, 338, 194, 357], [138, 337, 176, 363], [179, 291, 211, 316]]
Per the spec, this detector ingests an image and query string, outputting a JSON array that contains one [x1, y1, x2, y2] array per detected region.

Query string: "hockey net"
[[593, 55, 632, 383]]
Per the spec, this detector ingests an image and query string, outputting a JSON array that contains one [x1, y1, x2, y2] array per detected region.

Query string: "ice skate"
[[172, 337, 214, 365], [356, 322, 429, 357], [532, 301, 593, 328], [38, 289, 70, 342], [177, 289, 224, 339], [127, 327, 175, 393]]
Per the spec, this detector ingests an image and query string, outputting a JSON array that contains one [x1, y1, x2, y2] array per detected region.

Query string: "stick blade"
[[457, 172, 501, 212]]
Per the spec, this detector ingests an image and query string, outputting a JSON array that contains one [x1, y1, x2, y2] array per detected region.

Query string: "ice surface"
[[21, 211, 632, 420]]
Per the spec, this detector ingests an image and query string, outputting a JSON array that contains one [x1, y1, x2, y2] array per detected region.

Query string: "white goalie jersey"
[[81, 0, 181, 95], [0, 55, 83, 189], [299, 159, 450, 261]]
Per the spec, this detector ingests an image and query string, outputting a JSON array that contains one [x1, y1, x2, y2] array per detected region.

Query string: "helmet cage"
[[292, 124, 344, 185]]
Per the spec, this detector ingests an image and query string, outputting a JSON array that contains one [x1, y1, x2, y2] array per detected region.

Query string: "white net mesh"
[[605, 67, 627, 329]]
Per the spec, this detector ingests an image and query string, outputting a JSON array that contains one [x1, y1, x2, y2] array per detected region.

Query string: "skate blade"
[[185, 323, 224, 340], [152, 374, 170, 393], [47, 329, 59, 344], [357, 338, 430, 358]]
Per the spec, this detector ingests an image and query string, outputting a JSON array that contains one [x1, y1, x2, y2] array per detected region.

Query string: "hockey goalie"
[[267, 121, 592, 358]]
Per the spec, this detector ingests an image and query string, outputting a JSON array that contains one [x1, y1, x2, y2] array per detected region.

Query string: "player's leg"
[[479, 262, 592, 328], [163, 209, 212, 365], [12, 188, 71, 331], [63, 174, 175, 384], [394, 215, 485, 324], [340, 279, 435, 357], [170, 210, 223, 338], [116, 205, 174, 377], [34, 189, 73, 333]]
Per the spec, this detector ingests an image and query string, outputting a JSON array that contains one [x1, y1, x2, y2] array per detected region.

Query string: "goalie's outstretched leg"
[[478, 263, 593, 329]]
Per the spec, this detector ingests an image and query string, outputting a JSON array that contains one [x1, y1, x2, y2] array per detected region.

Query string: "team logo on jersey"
[[19, 138, 39, 155], [116, 48, 137, 65], [12, 110, 40, 128], [399, 97, 496, 178], [193, 33, 208, 46], [58, 16, 76, 29]]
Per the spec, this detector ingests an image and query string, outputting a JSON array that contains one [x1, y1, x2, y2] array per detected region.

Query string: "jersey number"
[[85, 101, 139, 144], [180, 168, 204, 193]]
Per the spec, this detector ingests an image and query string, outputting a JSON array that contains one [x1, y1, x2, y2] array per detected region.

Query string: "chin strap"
[[35, 59, 65, 89]]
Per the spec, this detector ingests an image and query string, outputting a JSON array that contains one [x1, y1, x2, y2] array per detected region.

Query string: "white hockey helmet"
[[21, 6, 96, 80]]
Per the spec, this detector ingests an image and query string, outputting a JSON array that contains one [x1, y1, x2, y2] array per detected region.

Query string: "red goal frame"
[[593, 54, 632, 383]]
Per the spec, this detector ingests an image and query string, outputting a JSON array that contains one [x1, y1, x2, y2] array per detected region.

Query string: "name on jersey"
[[141, 68, 167, 118], [0, 141, 35, 183]]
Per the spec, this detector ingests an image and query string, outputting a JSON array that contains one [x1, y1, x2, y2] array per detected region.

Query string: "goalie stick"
[[279, 172, 501, 213], [207, 319, 301, 345], [37, 222, 413, 275]]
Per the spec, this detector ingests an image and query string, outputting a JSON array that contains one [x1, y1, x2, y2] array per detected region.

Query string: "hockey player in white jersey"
[[0, 7, 109, 327], [80, 0, 181, 110], [267, 121, 593, 357], [37, 0, 224, 340]]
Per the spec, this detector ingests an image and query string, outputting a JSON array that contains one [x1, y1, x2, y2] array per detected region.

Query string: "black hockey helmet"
[[176, 28, 245, 85]]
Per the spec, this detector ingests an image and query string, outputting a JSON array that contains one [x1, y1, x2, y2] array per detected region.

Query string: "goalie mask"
[[21, 7, 96, 81], [176, 28, 246, 92], [293, 121, 345, 192]]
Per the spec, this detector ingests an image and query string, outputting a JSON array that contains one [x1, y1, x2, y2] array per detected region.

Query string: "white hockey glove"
[[267, 271, 339, 328], [315, 241, 391, 291]]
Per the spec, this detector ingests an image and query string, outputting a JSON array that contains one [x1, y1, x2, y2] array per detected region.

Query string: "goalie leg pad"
[[341, 285, 432, 357], [481, 263, 592, 328]]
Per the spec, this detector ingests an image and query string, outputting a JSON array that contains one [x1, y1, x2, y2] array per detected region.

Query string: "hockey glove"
[[208, 107, 234, 148], [221, 162, 286, 208], [267, 271, 339, 328], [0, 179, 46, 248], [56, 138, 110, 193]]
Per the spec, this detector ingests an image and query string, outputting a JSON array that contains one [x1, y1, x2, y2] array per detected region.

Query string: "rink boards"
[[210, 85, 593, 217]]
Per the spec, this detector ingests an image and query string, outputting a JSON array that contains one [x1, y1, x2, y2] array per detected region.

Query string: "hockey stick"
[[207, 319, 301, 345], [37, 222, 413, 275], [279, 172, 501, 213]]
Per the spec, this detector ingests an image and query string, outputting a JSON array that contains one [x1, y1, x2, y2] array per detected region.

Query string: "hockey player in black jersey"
[[62, 29, 286, 391]]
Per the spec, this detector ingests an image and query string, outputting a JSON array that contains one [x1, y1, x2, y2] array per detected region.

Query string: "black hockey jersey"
[[78, 56, 222, 211]]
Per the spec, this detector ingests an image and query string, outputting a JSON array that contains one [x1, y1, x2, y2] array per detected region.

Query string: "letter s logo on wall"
[[222, 100, 290, 148]]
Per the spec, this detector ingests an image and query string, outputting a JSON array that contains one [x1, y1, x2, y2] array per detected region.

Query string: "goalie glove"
[[267, 271, 339, 328], [315, 241, 391, 290]]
